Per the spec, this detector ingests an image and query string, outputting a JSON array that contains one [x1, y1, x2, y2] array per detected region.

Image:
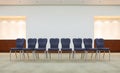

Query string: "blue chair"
[[83, 38, 98, 60], [73, 38, 85, 59], [48, 38, 59, 59], [95, 38, 110, 61], [35, 38, 47, 59], [23, 38, 37, 60], [10, 38, 25, 61], [61, 38, 72, 59]]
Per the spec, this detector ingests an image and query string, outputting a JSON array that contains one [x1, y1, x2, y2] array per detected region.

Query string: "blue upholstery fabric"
[[23, 38, 37, 50], [73, 38, 85, 51], [28, 38, 37, 49], [95, 38, 109, 50], [38, 38, 47, 48], [48, 38, 59, 51], [95, 38, 104, 48], [83, 38, 97, 51], [35, 38, 47, 51], [11, 38, 25, 51], [61, 38, 72, 51], [83, 38, 92, 49]]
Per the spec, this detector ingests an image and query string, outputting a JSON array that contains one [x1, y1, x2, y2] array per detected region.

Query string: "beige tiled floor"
[[0, 53, 120, 73]]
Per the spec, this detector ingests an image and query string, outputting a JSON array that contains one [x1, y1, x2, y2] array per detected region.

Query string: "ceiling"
[[0, 0, 120, 5]]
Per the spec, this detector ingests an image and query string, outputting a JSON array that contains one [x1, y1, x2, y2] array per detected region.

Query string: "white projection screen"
[[0, 16, 26, 40], [94, 16, 120, 40]]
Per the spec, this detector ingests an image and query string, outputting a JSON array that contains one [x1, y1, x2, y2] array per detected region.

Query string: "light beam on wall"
[[0, 16, 26, 39], [94, 16, 120, 40]]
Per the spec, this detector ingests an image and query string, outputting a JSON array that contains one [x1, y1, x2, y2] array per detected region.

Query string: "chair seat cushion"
[[22, 48, 34, 51], [35, 48, 46, 51], [98, 48, 109, 50], [10, 48, 23, 50], [85, 48, 98, 51], [74, 48, 85, 51], [48, 48, 59, 51], [61, 48, 72, 51]]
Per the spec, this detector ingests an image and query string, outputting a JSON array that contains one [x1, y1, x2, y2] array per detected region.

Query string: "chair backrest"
[[83, 38, 92, 49], [28, 38, 37, 48], [38, 38, 47, 48], [61, 38, 70, 48], [16, 38, 25, 48], [50, 38, 59, 48], [95, 38, 104, 48], [73, 38, 82, 48]]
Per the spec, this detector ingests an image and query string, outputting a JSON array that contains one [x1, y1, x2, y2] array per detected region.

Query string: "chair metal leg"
[[19, 51, 22, 61], [73, 51, 75, 59], [60, 51, 62, 60], [15, 51, 17, 59], [43, 51, 46, 59], [81, 51, 85, 60], [22, 50, 25, 60], [46, 51, 49, 59], [109, 50, 111, 61], [32, 51, 36, 61], [81, 52, 82, 59], [10, 50, 12, 61], [85, 51, 88, 61], [81, 52, 83, 59], [83, 52, 86, 59], [58, 51, 60, 59], [26, 52, 29, 60], [37, 52, 39, 59], [34, 51, 37, 59], [71, 51, 74, 60], [99, 51, 101, 60], [35, 51, 37, 59], [69, 53, 71, 60], [103, 51, 105, 60], [91, 52, 93, 60], [36, 52, 39, 59], [49, 53, 51, 60], [95, 51, 98, 61]]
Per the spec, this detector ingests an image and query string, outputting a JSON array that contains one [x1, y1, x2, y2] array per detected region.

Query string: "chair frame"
[[60, 38, 73, 60], [48, 38, 60, 60], [95, 38, 111, 61], [34, 38, 48, 59], [10, 38, 25, 61], [73, 38, 86, 60], [83, 38, 98, 61], [22, 38, 37, 60]]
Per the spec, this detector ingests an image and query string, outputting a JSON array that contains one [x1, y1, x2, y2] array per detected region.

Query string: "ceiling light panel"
[[0, 0, 120, 5], [18, 0, 39, 4], [83, 0, 100, 4], [61, 0, 81, 4], [39, 0, 61, 4], [0, 0, 18, 4], [102, 0, 120, 4]]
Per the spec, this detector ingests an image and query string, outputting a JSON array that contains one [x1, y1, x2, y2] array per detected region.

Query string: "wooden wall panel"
[[0, 40, 120, 52], [0, 40, 26, 52], [104, 40, 120, 52], [94, 40, 120, 52]]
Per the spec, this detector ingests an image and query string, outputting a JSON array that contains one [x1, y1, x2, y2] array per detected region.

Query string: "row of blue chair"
[[10, 38, 110, 61]]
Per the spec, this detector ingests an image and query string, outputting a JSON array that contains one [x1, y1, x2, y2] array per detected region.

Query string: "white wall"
[[0, 6, 120, 48]]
